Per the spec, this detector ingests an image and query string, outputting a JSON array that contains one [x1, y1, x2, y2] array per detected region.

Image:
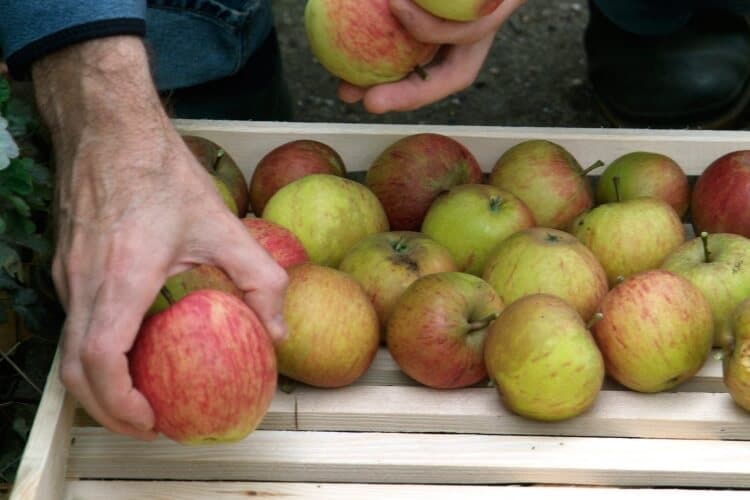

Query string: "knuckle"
[[79, 335, 111, 367]]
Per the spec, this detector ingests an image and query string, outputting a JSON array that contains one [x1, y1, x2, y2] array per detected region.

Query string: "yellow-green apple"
[[128, 289, 277, 445], [591, 270, 714, 393], [413, 0, 502, 21], [249, 140, 346, 216], [262, 174, 389, 267], [386, 272, 503, 388], [595, 151, 690, 218], [482, 228, 608, 321], [148, 265, 243, 316], [241, 217, 309, 270], [484, 293, 604, 421], [569, 196, 685, 286], [212, 177, 238, 215], [305, 0, 438, 87], [339, 231, 457, 334], [488, 140, 602, 229], [183, 135, 249, 216], [662, 232, 750, 347], [421, 184, 536, 275], [691, 150, 750, 237], [366, 133, 483, 230], [276, 263, 380, 388], [722, 297, 750, 411]]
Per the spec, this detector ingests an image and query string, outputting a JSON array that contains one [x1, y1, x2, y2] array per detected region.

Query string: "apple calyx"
[[467, 312, 500, 333], [545, 232, 561, 243], [580, 160, 605, 177], [587, 312, 604, 329], [414, 64, 429, 81], [700, 231, 712, 263], [159, 286, 176, 306], [489, 196, 505, 212], [391, 238, 409, 254]]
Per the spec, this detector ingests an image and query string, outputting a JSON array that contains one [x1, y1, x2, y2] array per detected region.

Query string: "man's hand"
[[339, 0, 528, 113], [32, 36, 289, 440]]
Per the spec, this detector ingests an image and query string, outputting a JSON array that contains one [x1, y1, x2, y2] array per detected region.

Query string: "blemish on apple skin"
[[734, 260, 743, 274]]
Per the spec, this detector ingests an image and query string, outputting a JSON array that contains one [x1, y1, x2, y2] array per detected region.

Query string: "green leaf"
[[0, 78, 9, 105], [0, 116, 19, 170], [5, 97, 37, 137], [0, 242, 21, 271], [0, 215, 6, 234], [7, 194, 30, 217]]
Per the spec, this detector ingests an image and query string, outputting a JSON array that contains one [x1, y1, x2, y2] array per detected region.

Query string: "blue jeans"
[[594, 0, 750, 35]]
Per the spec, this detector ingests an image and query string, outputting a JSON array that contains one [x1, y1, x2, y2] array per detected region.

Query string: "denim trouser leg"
[[593, 0, 750, 35]]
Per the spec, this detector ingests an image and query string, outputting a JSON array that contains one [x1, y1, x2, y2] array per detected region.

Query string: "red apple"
[[591, 270, 714, 393], [249, 140, 346, 216], [129, 289, 277, 444], [276, 263, 380, 388], [691, 150, 750, 237], [241, 217, 309, 270], [366, 133, 483, 230], [386, 272, 504, 389]]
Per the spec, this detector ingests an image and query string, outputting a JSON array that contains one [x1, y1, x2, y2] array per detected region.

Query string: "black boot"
[[584, 1, 750, 129]]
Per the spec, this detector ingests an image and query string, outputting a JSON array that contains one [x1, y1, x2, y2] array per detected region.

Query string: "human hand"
[[32, 36, 289, 440], [338, 0, 528, 113]]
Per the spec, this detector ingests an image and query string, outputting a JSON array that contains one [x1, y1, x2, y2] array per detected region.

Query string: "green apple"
[[662, 232, 750, 347], [262, 174, 389, 267], [484, 293, 605, 421], [592, 270, 714, 393], [305, 0, 438, 87], [413, 0, 502, 21], [595, 152, 690, 218], [722, 297, 750, 412], [213, 177, 238, 215], [421, 184, 536, 276], [482, 228, 609, 321]]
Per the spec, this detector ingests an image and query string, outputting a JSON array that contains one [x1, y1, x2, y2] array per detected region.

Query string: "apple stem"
[[700, 231, 711, 263], [468, 312, 500, 332], [587, 312, 604, 329], [414, 65, 429, 81], [581, 160, 605, 176], [210, 148, 225, 173], [160, 286, 176, 306], [613, 176, 622, 202]]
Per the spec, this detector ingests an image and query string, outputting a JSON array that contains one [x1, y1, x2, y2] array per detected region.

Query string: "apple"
[[262, 174, 389, 267], [569, 194, 685, 287], [129, 289, 277, 444], [482, 227, 608, 322], [148, 265, 243, 316], [722, 297, 750, 412], [249, 139, 346, 216], [421, 184, 536, 275], [484, 293, 604, 421], [591, 270, 714, 393], [212, 176, 238, 215], [241, 217, 309, 270], [595, 151, 690, 218], [488, 140, 602, 230], [413, 0, 502, 21], [366, 133, 483, 230], [339, 231, 457, 333], [305, 0, 438, 87], [276, 263, 380, 388], [691, 150, 750, 237], [386, 272, 504, 389], [183, 135, 249, 216], [662, 232, 750, 347]]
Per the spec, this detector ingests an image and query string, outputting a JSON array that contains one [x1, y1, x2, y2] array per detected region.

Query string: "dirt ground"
[[271, 0, 611, 128]]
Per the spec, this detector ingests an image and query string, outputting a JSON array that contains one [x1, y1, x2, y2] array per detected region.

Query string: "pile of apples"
[[127, 131, 750, 445]]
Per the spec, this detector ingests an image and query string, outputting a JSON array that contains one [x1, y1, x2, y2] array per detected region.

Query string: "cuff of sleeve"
[[6, 18, 146, 80]]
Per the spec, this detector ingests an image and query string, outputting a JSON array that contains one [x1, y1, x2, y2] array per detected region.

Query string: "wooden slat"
[[9, 348, 75, 500], [63, 481, 750, 500], [66, 429, 750, 488]]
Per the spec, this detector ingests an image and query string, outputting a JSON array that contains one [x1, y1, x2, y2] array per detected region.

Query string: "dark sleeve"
[[0, 1, 147, 79]]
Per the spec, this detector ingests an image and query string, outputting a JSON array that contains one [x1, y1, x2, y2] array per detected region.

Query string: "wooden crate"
[[10, 122, 750, 499]]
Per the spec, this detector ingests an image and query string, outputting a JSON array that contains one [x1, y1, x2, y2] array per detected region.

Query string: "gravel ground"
[[271, 0, 610, 128]]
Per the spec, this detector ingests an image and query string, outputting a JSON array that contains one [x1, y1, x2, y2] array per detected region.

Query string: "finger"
[[391, 0, 527, 45], [362, 34, 495, 114], [207, 215, 289, 343], [338, 81, 367, 103]]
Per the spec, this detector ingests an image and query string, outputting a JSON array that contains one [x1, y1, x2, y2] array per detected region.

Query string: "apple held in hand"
[[591, 270, 714, 393], [305, 0, 438, 87], [662, 232, 750, 347], [595, 151, 690, 218], [414, 0, 502, 21], [241, 217, 309, 270], [482, 228, 608, 321], [249, 140, 346, 216], [484, 294, 604, 421], [691, 150, 750, 237], [722, 297, 750, 412], [421, 184, 536, 276], [366, 133, 483, 230], [488, 140, 601, 230], [129, 290, 277, 445], [262, 174, 389, 267], [339, 231, 457, 333], [386, 272, 504, 389], [276, 263, 380, 388]]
